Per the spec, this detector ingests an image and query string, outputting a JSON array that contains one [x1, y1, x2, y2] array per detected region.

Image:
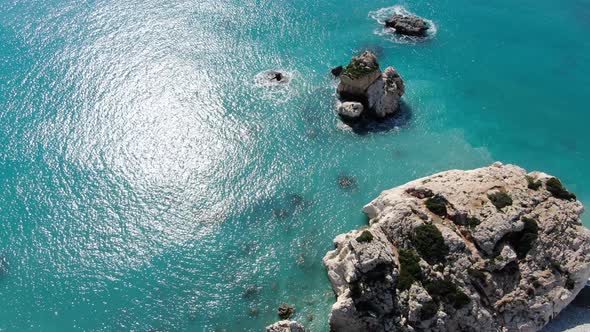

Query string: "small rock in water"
[[273, 208, 290, 219], [385, 14, 429, 37], [288, 193, 304, 207], [242, 285, 259, 299], [338, 175, 357, 189], [256, 70, 290, 86], [248, 307, 260, 317], [266, 320, 306, 332], [296, 253, 305, 266], [278, 303, 295, 319], [331, 66, 343, 77]]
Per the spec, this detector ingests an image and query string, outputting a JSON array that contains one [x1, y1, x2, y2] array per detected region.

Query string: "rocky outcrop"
[[324, 162, 590, 332], [266, 320, 306, 332], [336, 51, 405, 120], [385, 14, 429, 37]]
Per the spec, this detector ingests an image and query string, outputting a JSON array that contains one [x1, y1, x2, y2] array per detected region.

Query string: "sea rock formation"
[[336, 51, 405, 120], [323, 162, 590, 332], [385, 14, 429, 37], [266, 320, 306, 332]]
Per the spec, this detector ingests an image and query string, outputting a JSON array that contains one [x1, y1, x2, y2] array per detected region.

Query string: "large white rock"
[[367, 66, 405, 117], [324, 163, 590, 332], [265, 320, 306, 332], [337, 102, 364, 118]]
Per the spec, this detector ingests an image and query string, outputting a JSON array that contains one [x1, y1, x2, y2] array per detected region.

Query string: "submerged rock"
[[324, 162, 590, 332], [336, 51, 404, 121], [278, 303, 295, 319], [266, 320, 306, 332], [385, 14, 429, 37], [338, 175, 357, 189]]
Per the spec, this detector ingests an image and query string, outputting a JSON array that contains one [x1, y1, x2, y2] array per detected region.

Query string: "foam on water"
[[369, 6, 438, 44], [253, 69, 300, 103]]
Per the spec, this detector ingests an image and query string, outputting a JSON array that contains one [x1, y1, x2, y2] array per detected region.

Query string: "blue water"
[[1, 0, 589, 331]]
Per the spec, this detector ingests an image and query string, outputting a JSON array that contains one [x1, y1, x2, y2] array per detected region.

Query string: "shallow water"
[[0, 0, 589, 331]]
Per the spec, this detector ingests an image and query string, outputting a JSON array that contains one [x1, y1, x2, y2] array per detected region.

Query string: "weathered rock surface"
[[336, 51, 404, 120], [337, 51, 382, 98], [266, 320, 306, 332], [385, 14, 429, 37], [324, 162, 590, 332]]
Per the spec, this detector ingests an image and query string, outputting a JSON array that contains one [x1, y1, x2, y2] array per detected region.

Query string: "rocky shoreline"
[[321, 163, 590, 331]]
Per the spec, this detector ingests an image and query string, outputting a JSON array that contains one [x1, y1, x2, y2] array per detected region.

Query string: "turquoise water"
[[1, 0, 589, 331]]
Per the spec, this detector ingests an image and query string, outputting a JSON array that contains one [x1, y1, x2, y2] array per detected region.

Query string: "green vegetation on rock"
[[342, 58, 378, 79], [487, 192, 513, 210], [425, 278, 471, 309], [466, 216, 481, 228], [565, 274, 576, 290], [356, 230, 374, 243], [546, 177, 576, 200], [550, 261, 564, 274], [425, 195, 448, 216], [397, 248, 422, 291], [526, 176, 542, 190], [414, 224, 449, 264], [467, 268, 486, 281], [420, 301, 439, 320]]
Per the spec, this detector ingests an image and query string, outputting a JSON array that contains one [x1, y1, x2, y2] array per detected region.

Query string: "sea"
[[1, 0, 589, 330]]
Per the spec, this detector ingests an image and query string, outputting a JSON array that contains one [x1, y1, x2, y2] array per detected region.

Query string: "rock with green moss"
[[546, 177, 576, 200], [324, 163, 590, 332], [356, 230, 374, 243], [425, 278, 471, 309], [337, 51, 381, 98], [526, 176, 542, 190], [487, 191, 513, 210], [425, 194, 448, 216], [413, 224, 449, 264], [397, 248, 422, 290]]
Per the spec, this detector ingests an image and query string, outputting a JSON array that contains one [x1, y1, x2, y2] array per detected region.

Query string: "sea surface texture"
[[1, 0, 589, 331]]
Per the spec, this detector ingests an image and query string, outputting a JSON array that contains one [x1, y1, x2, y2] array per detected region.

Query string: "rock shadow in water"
[[337, 175, 358, 190], [341, 100, 412, 135], [356, 44, 386, 58]]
